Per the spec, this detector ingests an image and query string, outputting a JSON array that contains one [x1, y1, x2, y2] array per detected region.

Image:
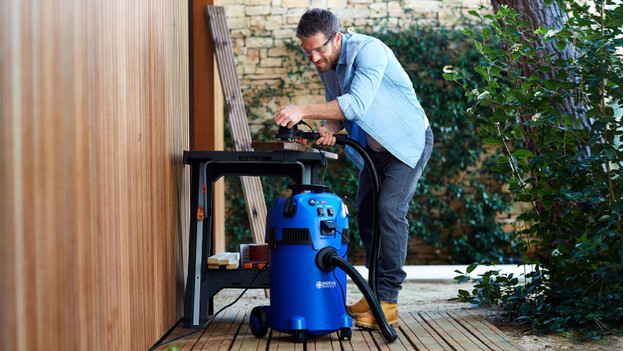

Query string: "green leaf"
[[467, 262, 479, 273], [482, 137, 500, 145], [483, 27, 491, 39], [556, 41, 567, 51], [468, 10, 480, 18], [513, 149, 536, 158]]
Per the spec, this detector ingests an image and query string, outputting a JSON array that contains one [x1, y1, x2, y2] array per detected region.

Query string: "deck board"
[[153, 309, 525, 350], [419, 311, 491, 351], [447, 310, 525, 351]]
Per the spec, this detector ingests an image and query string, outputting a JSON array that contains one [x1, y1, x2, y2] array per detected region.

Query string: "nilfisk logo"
[[316, 281, 337, 289]]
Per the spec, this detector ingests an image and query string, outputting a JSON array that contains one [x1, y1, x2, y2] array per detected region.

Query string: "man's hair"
[[296, 8, 340, 40]]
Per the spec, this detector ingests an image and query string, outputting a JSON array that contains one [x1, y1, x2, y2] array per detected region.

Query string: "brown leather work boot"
[[354, 301, 399, 329], [346, 297, 370, 317]]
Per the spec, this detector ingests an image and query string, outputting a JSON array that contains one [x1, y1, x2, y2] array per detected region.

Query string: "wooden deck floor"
[[153, 309, 525, 350]]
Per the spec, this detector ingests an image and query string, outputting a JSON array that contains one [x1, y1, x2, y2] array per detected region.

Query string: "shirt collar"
[[338, 32, 348, 66]]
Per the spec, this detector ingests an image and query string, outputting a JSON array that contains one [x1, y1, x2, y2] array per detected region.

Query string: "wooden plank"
[[205, 5, 267, 246], [193, 310, 244, 350], [251, 141, 310, 152], [252, 141, 339, 159], [401, 312, 448, 351], [420, 311, 490, 351], [153, 326, 205, 351], [369, 328, 412, 351], [230, 313, 268, 351], [341, 329, 376, 351], [308, 332, 337, 351], [217, 311, 245, 351], [207, 252, 240, 266], [268, 330, 291, 351], [447, 310, 525, 351], [180, 313, 224, 351]]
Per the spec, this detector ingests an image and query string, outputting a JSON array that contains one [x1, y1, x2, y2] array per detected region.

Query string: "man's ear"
[[334, 32, 342, 48]]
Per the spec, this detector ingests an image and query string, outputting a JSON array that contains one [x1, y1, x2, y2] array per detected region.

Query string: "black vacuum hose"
[[341, 137, 382, 298], [317, 248, 397, 342]]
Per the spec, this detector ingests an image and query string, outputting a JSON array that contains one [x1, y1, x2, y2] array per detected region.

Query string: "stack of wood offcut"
[[207, 252, 240, 269]]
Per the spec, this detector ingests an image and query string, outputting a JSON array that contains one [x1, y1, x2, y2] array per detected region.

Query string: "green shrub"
[[447, 0, 623, 339]]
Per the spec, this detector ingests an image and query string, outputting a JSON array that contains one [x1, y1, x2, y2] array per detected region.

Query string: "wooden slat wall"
[[0, 1, 190, 349]]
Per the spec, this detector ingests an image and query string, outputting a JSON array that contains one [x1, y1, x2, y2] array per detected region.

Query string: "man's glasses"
[[301, 32, 337, 56]]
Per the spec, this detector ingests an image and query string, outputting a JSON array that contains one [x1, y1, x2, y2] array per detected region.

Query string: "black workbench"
[[182, 150, 329, 328]]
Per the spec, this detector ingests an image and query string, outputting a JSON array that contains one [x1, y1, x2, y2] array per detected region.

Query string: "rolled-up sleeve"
[[337, 41, 388, 121]]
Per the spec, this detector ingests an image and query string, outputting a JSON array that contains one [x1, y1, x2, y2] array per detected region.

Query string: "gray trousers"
[[356, 127, 433, 303]]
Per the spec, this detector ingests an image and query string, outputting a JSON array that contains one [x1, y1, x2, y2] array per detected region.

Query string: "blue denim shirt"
[[318, 33, 429, 169]]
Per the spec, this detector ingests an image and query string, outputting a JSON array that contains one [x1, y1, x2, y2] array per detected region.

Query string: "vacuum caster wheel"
[[250, 306, 269, 339], [292, 330, 307, 343], [340, 327, 352, 341]]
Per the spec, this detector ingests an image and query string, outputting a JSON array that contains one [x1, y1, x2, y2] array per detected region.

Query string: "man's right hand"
[[316, 125, 336, 147]]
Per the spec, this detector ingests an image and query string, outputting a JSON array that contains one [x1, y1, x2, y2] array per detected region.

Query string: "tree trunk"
[[489, 0, 580, 274], [491, 0, 582, 137]]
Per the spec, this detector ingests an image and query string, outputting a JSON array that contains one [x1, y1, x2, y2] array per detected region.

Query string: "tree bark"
[[489, 0, 579, 268], [491, 0, 581, 136]]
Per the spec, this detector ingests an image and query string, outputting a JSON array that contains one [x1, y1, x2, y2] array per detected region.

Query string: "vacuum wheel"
[[292, 330, 308, 343], [249, 306, 269, 339], [340, 327, 352, 341]]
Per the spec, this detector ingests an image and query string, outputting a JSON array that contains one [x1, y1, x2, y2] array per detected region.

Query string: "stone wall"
[[223, 0, 489, 128]]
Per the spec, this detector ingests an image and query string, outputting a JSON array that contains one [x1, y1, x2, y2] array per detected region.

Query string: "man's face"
[[300, 32, 340, 73]]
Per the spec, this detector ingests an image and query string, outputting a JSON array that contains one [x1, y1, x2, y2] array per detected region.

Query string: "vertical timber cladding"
[[0, 0, 189, 349], [189, 0, 226, 254], [205, 5, 268, 246]]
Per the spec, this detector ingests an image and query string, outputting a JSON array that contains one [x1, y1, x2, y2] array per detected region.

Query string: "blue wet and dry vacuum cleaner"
[[249, 125, 398, 343]]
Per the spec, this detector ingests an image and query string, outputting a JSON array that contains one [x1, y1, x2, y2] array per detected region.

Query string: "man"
[[274, 8, 433, 329]]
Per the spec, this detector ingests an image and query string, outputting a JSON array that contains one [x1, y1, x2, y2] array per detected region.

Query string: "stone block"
[[245, 0, 271, 5], [225, 5, 245, 17], [246, 37, 274, 48], [416, 0, 443, 12], [310, 0, 328, 8], [348, 0, 373, 4], [273, 29, 296, 39], [387, 1, 404, 16], [245, 5, 271, 16], [263, 15, 284, 30], [369, 2, 387, 18], [285, 11, 306, 25], [227, 17, 251, 30], [282, 0, 310, 8], [327, 0, 347, 9], [333, 7, 370, 19], [247, 49, 261, 63], [268, 47, 290, 57], [241, 64, 258, 74], [260, 57, 285, 67]]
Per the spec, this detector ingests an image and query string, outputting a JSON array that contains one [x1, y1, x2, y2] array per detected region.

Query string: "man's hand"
[[316, 125, 336, 147], [275, 106, 305, 128]]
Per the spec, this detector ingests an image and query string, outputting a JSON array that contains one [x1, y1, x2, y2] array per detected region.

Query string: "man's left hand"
[[275, 106, 305, 128]]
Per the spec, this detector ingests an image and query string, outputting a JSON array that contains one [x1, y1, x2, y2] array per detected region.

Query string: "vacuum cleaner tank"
[[265, 189, 350, 336]]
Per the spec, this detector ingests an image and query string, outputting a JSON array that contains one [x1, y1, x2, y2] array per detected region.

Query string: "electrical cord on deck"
[[148, 265, 268, 351]]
